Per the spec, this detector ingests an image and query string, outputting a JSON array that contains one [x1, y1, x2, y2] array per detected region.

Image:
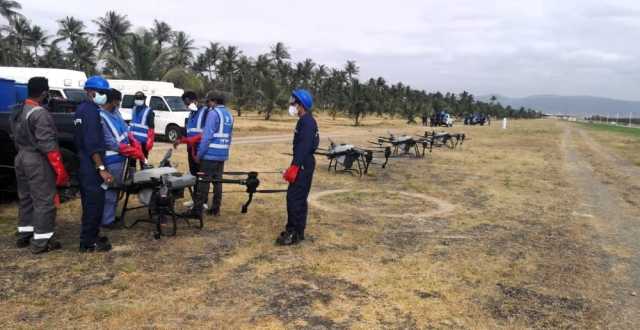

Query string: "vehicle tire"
[[165, 125, 180, 143]]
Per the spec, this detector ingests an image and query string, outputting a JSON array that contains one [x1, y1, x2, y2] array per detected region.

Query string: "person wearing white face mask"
[[73, 75, 114, 252], [174, 91, 209, 177], [276, 89, 319, 246], [129, 91, 155, 168]]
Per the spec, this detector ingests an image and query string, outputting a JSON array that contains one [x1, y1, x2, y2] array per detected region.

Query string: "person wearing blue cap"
[[276, 89, 319, 246], [73, 75, 114, 252]]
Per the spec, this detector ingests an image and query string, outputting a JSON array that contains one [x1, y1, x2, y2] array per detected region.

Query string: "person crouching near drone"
[[196, 92, 234, 216], [277, 89, 319, 246], [99, 89, 145, 228]]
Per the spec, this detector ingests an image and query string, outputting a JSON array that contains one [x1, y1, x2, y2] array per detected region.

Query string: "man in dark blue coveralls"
[[74, 76, 114, 252], [277, 89, 319, 246]]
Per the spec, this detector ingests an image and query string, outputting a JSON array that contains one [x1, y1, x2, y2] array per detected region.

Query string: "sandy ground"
[[0, 116, 638, 329]]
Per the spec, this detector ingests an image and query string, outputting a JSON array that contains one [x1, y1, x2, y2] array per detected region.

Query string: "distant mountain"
[[478, 95, 640, 117]]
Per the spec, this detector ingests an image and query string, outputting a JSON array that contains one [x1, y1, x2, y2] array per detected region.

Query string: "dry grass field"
[[0, 114, 638, 329]]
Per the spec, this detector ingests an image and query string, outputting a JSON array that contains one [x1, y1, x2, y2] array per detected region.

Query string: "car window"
[[49, 90, 63, 99], [122, 95, 135, 108], [63, 89, 89, 102], [150, 96, 169, 111]]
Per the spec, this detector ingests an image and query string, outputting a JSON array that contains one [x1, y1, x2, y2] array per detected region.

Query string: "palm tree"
[[151, 19, 172, 48], [55, 16, 88, 49], [345, 60, 359, 80], [29, 25, 50, 64], [270, 41, 290, 65], [0, 0, 21, 23], [218, 45, 240, 95], [4, 16, 30, 62], [93, 11, 132, 58], [106, 30, 172, 80], [40, 43, 66, 68], [70, 37, 97, 73], [203, 42, 222, 79], [170, 31, 195, 66]]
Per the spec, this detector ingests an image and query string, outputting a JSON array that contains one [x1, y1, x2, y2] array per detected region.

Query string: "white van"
[[108, 79, 188, 142], [0, 66, 87, 102]]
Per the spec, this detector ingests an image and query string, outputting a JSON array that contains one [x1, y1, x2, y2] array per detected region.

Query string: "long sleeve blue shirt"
[[74, 101, 105, 162], [292, 112, 319, 167]]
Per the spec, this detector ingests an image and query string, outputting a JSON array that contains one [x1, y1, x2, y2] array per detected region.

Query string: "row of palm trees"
[[0, 1, 541, 123]]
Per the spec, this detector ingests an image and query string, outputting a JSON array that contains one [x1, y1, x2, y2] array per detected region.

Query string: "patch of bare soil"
[[562, 125, 640, 327]]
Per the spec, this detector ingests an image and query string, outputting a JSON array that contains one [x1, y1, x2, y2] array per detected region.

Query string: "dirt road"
[[562, 124, 640, 327]]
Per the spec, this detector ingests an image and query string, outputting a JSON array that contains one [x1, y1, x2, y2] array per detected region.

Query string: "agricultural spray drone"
[[370, 132, 431, 158], [425, 131, 466, 150], [315, 138, 391, 177], [118, 149, 286, 239]]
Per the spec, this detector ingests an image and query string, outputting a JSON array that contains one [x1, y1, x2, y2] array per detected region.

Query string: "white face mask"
[[288, 105, 298, 117], [93, 92, 107, 105], [134, 99, 145, 106], [188, 103, 198, 111]]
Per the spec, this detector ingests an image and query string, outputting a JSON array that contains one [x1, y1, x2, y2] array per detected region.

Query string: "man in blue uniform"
[[74, 76, 114, 252], [277, 89, 319, 246], [99, 89, 145, 228], [196, 93, 234, 216], [129, 91, 155, 168], [174, 91, 208, 176]]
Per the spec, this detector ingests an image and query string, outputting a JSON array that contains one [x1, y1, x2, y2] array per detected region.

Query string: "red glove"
[[47, 150, 70, 187], [146, 129, 155, 151], [180, 134, 202, 146], [283, 165, 300, 183], [119, 143, 145, 161]]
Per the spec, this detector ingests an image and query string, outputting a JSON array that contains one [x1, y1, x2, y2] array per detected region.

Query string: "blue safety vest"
[[203, 106, 233, 161], [100, 109, 129, 165], [186, 107, 208, 138], [130, 106, 152, 143]]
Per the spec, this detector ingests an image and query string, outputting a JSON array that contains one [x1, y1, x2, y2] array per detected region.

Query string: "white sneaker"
[[203, 204, 209, 210]]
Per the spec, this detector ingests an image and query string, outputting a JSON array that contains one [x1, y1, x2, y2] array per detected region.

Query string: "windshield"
[[64, 89, 90, 102], [165, 96, 188, 111]]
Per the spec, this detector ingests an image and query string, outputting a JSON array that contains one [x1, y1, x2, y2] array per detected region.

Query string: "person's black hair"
[[134, 91, 146, 100], [27, 77, 49, 98], [211, 92, 225, 105], [108, 88, 122, 103], [182, 91, 197, 101]]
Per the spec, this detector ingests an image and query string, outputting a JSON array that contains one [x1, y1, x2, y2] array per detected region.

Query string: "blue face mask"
[[93, 92, 107, 105]]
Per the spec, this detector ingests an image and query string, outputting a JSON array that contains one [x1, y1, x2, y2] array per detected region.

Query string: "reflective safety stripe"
[[25, 107, 42, 121], [213, 133, 229, 138], [18, 226, 34, 233], [196, 108, 206, 129], [100, 111, 127, 143], [209, 143, 230, 149], [130, 123, 149, 129], [33, 232, 54, 240], [132, 132, 147, 138], [187, 128, 203, 133], [106, 150, 119, 156], [214, 108, 225, 137]]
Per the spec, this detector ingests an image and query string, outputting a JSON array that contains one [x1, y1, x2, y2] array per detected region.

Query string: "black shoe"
[[31, 238, 62, 254], [16, 235, 32, 248], [275, 231, 302, 246], [206, 209, 220, 217], [79, 239, 112, 253]]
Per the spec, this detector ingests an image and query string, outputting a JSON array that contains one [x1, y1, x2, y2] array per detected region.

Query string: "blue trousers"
[[102, 161, 125, 225], [286, 159, 315, 234], [78, 159, 105, 246]]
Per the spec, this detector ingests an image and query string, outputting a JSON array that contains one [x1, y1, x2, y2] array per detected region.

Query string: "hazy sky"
[[16, 0, 640, 100]]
